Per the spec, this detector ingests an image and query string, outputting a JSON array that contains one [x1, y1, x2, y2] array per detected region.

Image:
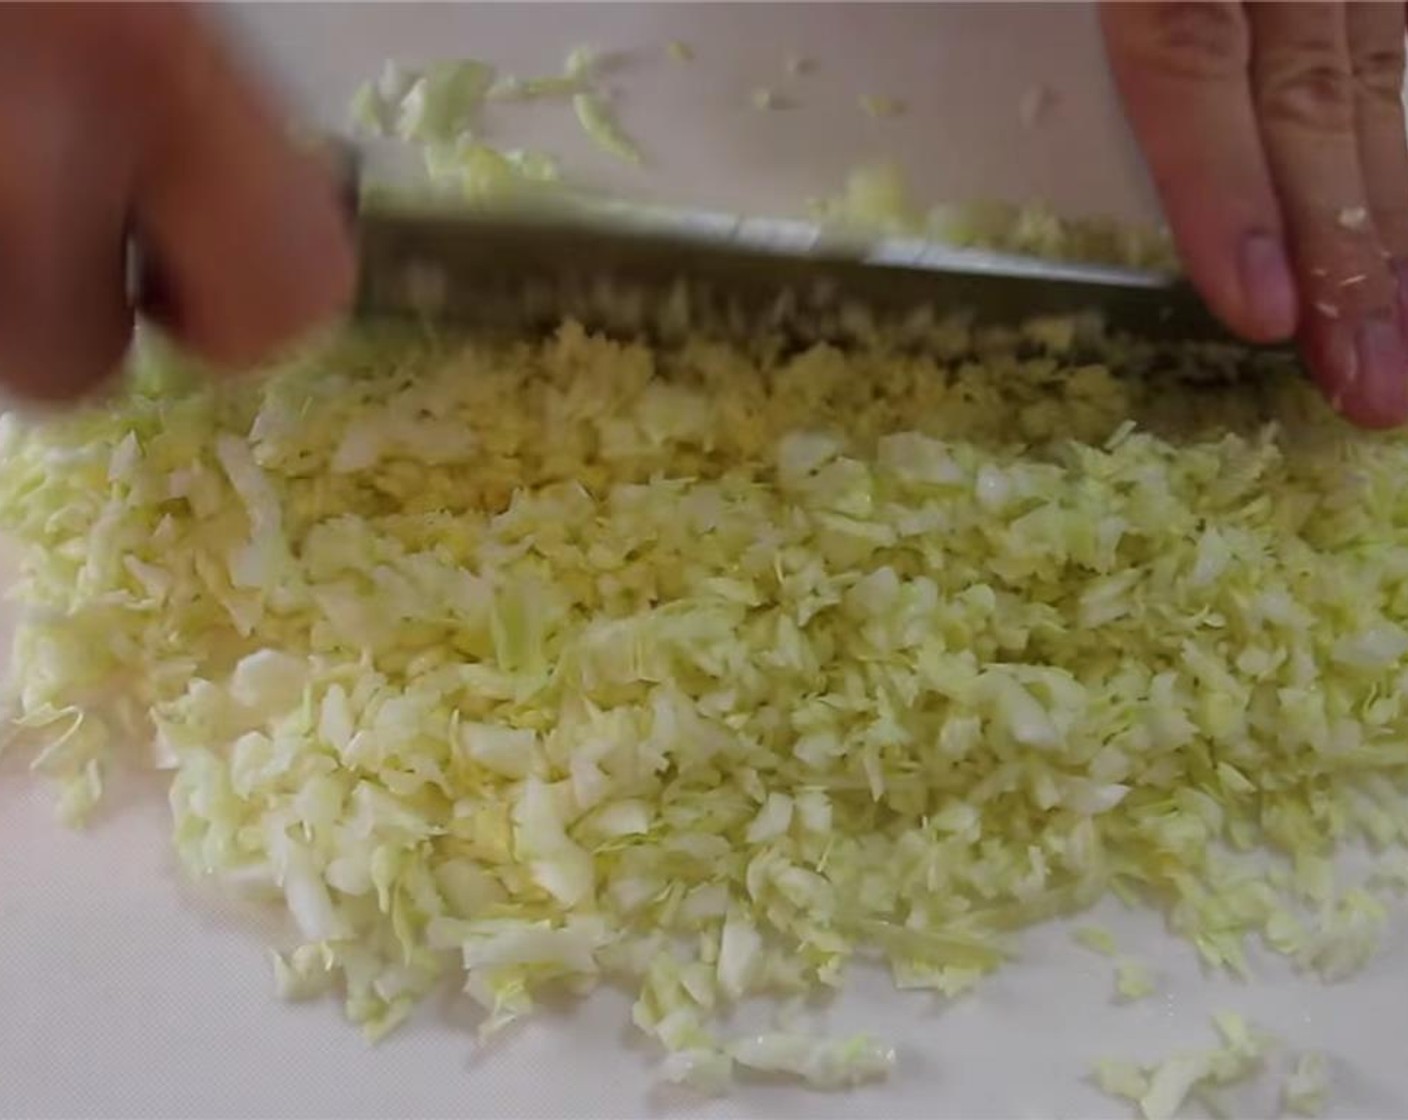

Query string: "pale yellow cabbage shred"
[[573, 92, 644, 166], [1113, 957, 1156, 1002], [4, 312, 1408, 1092], [859, 94, 904, 120], [807, 162, 927, 236], [1096, 1013, 1272, 1120], [804, 163, 1176, 271], [934, 196, 1177, 272], [1072, 923, 1118, 956], [1282, 1051, 1329, 1117]]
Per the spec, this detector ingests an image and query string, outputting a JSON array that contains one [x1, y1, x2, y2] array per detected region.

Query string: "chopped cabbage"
[[1072, 924, 1118, 956], [928, 193, 1177, 271], [804, 162, 1174, 271], [666, 41, 694, 63], [347, 56, 503, 166], [729, 1032, 895, 1089], [488, 74, 585, 102], [1282, 1051, 1328, 1117], [348, 59, 420, 136], [660, 1046, 732, 1094], [272, 944, 339, 1001], [572, 92, 643, 165], [859, 94, 904, 119], [395, 60, 496, 145], [421, 139, 562, 203], [1093, 1058, 1148, 1102], [3, 315, 1401, 1096], [564, 44, 600, 81], [1293, 889, 1387, 982], [1114, 958, 1156, 1002], [1095, 1013, 1272, 1120], [4, 52, 1408, 1093], [808, 162, 926, 235]]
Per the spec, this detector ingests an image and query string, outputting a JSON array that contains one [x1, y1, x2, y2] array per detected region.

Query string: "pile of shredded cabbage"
[[3, 315, 1408, 1097]]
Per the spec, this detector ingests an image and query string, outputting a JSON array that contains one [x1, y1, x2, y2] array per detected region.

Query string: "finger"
[[1249, 1, 1408, 428], [0, 80, 133, 402], [129, 8, 354, 369], [1100, 2, 1298, 343], [1345, 3, 1408, 313]]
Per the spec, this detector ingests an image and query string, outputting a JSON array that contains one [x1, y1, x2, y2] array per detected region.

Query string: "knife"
[[133, 137, 1264, 354], [351, 206, 1244, 352]]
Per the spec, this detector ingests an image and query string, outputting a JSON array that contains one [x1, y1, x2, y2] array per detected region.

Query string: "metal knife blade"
[[130, 132, 1263, 354], [350, 203, 1252, 351]]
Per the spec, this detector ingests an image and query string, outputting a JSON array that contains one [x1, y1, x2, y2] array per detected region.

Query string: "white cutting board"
[[2, 5, 1405, 1118]]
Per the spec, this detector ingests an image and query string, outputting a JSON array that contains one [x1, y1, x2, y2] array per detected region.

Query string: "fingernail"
[[1354, 314, 1408, 425], [1239, 232, 1297, 340]]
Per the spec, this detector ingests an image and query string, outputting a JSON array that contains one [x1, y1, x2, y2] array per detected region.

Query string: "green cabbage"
[[1072, 924, 1118, 956], [1096, 1013, 1272, 1120], [1113, 958, 1156, 1002], [4, 316, 1408, 1101], [859, 94, 904, 119], [1, 43, 1405, 1106], [348, 59, 496, 146], [1282, 1051, 1328, 1117], [573, 92, 643, 165]]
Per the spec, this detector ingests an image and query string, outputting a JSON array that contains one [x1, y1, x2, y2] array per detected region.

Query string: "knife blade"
[[131, 134, 1270, 355], [349, 204, 1248, 352]]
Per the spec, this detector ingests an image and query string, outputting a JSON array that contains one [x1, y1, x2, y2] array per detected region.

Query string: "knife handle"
[[127, 132, 362, 323]]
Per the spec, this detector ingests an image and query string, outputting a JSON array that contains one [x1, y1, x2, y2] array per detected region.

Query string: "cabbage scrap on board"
[[1095, 1015, 1334, 1120], [349, 46, 645, 197], [3, 308, 1408, 1098], [1094, 1013, 1272, 1120]]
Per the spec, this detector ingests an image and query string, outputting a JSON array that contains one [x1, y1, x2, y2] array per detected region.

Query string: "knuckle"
[[1257, 56, 1355, 134], [1354, 43, 1406, 106], [1140, 2, 1249, 79]]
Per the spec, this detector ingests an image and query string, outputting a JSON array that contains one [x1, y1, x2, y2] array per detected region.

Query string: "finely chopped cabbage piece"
[[1073, 923, 1118, 956], [1282, 1051, 1329, 1117], [1095, 1013, 1272, 1120], [859, 94, 904, 119], [573, 92, 644, 165], [1113, 958, 1156, 1002], [808, 162, 926, 235], [802, 162, 1175, 270], [420, 140, 563, 203], [6, 318, 1408, 1091], [351, 59, 497, 146]]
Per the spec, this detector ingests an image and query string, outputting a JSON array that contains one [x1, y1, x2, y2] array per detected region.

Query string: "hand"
[[1101, 1, 1408, 429], [0, 3, 354, 403]]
